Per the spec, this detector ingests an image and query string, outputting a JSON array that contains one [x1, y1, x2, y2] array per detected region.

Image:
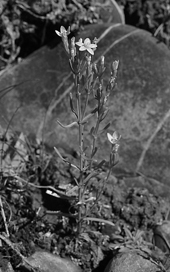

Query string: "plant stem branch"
[[76, 74, 84, 234]]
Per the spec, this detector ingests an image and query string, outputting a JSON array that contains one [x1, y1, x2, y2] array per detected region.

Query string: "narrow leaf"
[[124, 226, 133, 240], [89, 127, 95, 136], [84, 196, 96, 203], [81, 153, 93, 161], [83, 217, 116, 227], [99, 123, 111, 134], [135, 230, 144, 241], [57, 120, 78, 128], [66, 185, 78, 196], [100, 108, 109, 121], [91, 147, 98, 158], [69, 92, 78, 118], [82, 107, 98, 124], [83, 170, 98, 184], [82, 112, 95, 124], [91, 107, 98, 114], [54, 147, 79, 170], [95, 160, 106, 169]]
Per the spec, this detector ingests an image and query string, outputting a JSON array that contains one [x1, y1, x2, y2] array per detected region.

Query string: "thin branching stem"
[[82, 90, 90, 119], [75, 73, 84, 234], [89, 119, 100, 170], [80, 167, 112, 225], [54, 28, 120, 235]]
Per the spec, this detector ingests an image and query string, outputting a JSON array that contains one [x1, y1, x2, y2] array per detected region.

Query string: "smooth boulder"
[[104, 252, 161, 272], [97, 0, 125, 24], [0, 23, 170, 184], [20, 251, 81, 272]]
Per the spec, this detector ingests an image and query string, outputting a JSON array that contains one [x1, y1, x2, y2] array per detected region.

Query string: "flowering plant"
[[55, 26, 120, 234]]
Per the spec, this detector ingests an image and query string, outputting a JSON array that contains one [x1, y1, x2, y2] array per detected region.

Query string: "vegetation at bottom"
[[0, 135, 169, 271]]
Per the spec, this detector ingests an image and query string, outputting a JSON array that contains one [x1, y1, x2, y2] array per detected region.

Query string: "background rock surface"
[[0, 23, 170, 184], [22, 251, 81, 272], [104, 252, 161, 272]]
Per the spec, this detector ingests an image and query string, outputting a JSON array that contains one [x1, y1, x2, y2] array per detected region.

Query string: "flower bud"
[[99, 55, 105, 74], [111, 60, 119, 77], [71, 36, 75, 47], [86, 55, 91, 66], [70, 37, 76, 61], [93, 63, 98, 75], [95, 84, 102, 100], [112, 60, 119, 71], [92, 37, 98, 45], [92, 37, 98, 53], [62, 36, 70, 55], [110, 152, 119, 167], [55, 26, 70, 55], [100, 56, 105, 67], [112, 143, 120, 153]]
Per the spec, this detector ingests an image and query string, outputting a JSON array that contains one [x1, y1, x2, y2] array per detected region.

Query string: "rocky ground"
[[0, 131, 170, 272]]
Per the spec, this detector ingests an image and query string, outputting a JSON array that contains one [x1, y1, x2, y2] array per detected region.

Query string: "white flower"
[[107, 131, 121, 145], [55, 26, 70, 54], [55, 26, 70, 38], [76, 38, 97, 55], [111, 60, 119, 72]]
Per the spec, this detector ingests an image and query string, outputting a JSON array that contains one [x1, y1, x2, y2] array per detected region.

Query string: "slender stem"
[[80, 167, 112, 225], [82, 170, 98, 197], [75, 73, 84, 234], [82, 90, 90, 120], [89, 119, 100, 170]]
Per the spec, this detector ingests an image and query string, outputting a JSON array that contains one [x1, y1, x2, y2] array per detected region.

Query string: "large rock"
[[0, 23, 170, 184], [97, 0, 125, 24], [20, 251, 81, 272], [104, 252, 161, 272]]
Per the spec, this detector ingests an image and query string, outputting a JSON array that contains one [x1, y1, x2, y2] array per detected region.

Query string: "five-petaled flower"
[[55, 26, 70, 54], [76, 38, 97, 55], [107, 131, 121, 145], [55, 26, 70, 38]]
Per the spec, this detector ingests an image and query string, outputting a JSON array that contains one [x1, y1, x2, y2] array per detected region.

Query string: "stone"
[[0, 23, 170, 184], [153, 221, 170, 254], [97, 0, 125, 24], [120, 173, 170, 199], [104, 252, 161, 272], [21, 251, 81, 272]]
